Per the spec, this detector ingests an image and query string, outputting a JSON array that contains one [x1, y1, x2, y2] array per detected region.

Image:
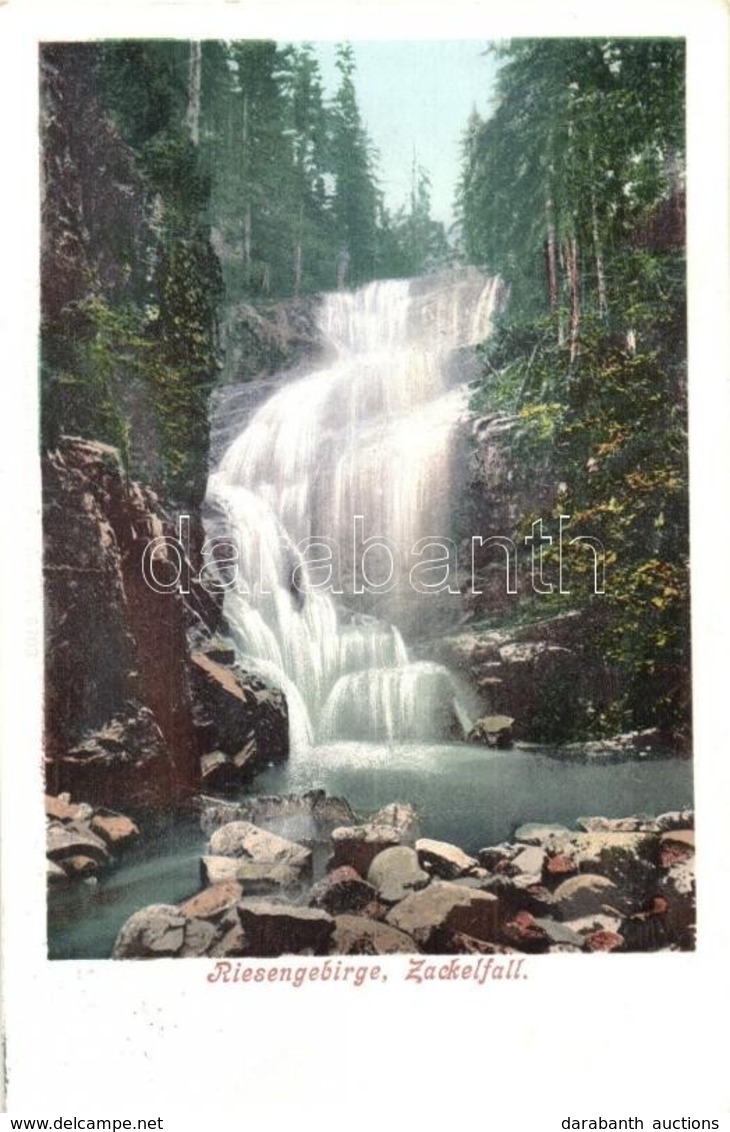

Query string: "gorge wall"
[[43, 437, 288, 811]]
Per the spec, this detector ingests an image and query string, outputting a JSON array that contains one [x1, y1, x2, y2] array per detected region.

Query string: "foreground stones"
[[46, 793, 139, 883], [111, 796, 695, 959]]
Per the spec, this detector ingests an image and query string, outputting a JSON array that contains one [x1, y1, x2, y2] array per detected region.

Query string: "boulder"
[[208, 821, 311, 877], [478, 876, 556, 918], [510, 846, 546, 877], [237, 901, 334, 957], [198, 791, 356, 842], [416, 838, 479, 880], [331, 915, 415, 955], [656, 810, 694, 832], [308, 867, 378, 915], [656, 858, 695, 949], [577, 815, 659, 833], [658, 829, 695, 870], [513, 822, 571, 845], [564, 913, 624, 937], [208, 923, 249, 958], [367, 802, 420, 845], [532, 918, 585, 949], [90, 811, 140, 848], [189, 651, 288, 771], [501, 911, 551, 952], [179, 881, 243, 921], [200, 750, 239, 791], [552, 874, 620, 921], [577, 831, 658, 892], [45, 793, 86, 823], [544, 852, 579, 881], [366, 847, 430, 905], [386, 881, 499, 951], [61, 855, 100, 877], [180, 918, 219, 958], [200, 856, 304, 893], [584, 930, 625, 952], [330, 824, 401, 876], [46, 821, 109, 864], [467, 715, 514, 747], [113, 905, 188, 959]]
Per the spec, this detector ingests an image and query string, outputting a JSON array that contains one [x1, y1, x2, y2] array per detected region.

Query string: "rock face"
[[43, 438, 288, 811], [426, 611, 608, 744], [45, 793, 139, 882], [190, 652, 288, 779], [44, 438, 208, 806], [215, 297, 323, 393]]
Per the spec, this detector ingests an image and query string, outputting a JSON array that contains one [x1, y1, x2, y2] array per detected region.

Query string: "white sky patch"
[[313, 40, 499, 228]]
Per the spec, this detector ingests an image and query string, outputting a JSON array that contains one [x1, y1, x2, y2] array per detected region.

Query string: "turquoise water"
[[47, 742, 693, 960]]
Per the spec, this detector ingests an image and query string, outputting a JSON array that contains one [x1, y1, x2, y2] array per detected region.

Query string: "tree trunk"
[[589, 146, 608, 319], [293, 204, 303, 296], [186, 42, 202, 145], [242, 91, 252, 274], [565, 235, 581, 362]]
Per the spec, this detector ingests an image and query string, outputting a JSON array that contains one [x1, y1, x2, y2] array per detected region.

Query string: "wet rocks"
[[309, 867, 378, 915], [110, 801, 695, 959], [552, 874, 620, 921], [367, 847, 430, 905], [202, 820, 312, 894], [113, 905, 187, 958], [385, 881, 500, 952], [331, 915, 415, 956], [467, 715, 514, 748], [45, 793, 139, 882], [189, 651, 288, 780], [208, 820, 311, 871], [200, 857, 304, 891], [237, 902, 334, 957], [416, 838, 479, 880], [330, 823, 401, 875], [197, 791, 356, 843]]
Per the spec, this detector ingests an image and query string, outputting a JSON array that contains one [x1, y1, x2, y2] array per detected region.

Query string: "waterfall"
[[206, 268, 501, 752]]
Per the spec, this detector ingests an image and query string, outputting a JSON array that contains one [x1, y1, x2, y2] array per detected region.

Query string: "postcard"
[[1, 0, 729, 1122]]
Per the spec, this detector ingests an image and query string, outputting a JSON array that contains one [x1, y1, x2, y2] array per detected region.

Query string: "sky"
[[312, 41, 500, 229]]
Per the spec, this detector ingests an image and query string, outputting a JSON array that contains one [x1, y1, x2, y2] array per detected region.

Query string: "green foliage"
[[459, 38, 689, 738], [41, 296, 145, 464]]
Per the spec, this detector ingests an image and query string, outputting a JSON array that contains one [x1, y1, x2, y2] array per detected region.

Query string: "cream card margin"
[[1, 0, 729, 1120]]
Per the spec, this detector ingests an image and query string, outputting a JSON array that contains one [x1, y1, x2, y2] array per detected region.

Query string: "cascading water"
[[206, 268, 502, 755]]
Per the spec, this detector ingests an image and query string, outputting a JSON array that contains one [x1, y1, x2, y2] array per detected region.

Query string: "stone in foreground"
[[332, 915, 416, 955], [416, 838, 479, 880], [308, 867, 377, 915], [113, 904, 192, 959], [330, 823, 401, 876], [386, 881, 499, 951], [237, 901, 334, 957], [208, 820, 312, 877], [200, 856, 305, 892], [367, 846, 430, 905]]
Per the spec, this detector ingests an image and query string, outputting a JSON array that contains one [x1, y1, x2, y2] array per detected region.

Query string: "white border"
[[1, 0, 729, 1121]]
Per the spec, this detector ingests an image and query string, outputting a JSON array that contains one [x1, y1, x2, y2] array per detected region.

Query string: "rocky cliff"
[[43, 437, 288, 811]]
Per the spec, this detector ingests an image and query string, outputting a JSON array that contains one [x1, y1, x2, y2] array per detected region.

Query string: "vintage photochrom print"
[[40, 36, 695, 965]]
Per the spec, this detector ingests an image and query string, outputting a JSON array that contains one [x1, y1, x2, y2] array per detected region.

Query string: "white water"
[[207, 268, 501, 751]]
